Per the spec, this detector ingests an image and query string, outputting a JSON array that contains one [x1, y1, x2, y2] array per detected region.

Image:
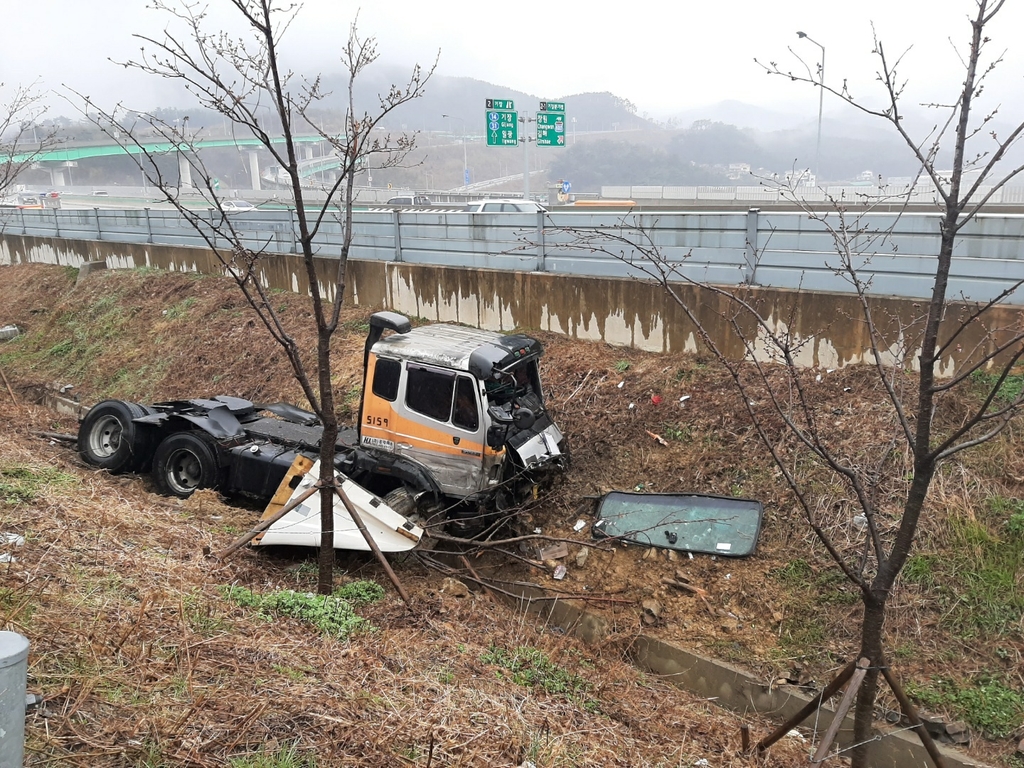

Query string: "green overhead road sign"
[[536, 111, 565, 147], [539, 101, 565, 112], [486, 98, 514, 110], [486, 109, 518, 146]]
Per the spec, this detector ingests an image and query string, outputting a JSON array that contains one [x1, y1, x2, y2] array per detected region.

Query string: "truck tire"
[[78, 400, 150, 473], [383, 486, 417, 517], [152, 432, 220, 498]]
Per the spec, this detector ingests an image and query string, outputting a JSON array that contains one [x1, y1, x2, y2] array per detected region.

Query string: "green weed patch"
[[220, 581, 384, 639]]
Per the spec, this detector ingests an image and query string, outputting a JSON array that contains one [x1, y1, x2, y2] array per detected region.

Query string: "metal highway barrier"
[[3, 206, 1024, 304]]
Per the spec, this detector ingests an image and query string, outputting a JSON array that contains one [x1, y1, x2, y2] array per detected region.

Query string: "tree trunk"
[[850, 594, 886, 767], [317, 333, 338, 595]]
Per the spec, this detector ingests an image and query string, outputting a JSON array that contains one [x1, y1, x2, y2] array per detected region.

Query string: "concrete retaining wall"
[[3, 233, 1023, 377], [523, 595, 989, 768]]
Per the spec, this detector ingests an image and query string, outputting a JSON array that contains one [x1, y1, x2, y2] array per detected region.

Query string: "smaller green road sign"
[[536, 111, 565, 147], [539, 101, 565, 112], [486, 110, 518, 146], [486, 98, 514, 110]]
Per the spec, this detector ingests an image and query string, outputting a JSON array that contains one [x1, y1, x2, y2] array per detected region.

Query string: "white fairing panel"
[[258, 462, 423, 551], [513, 423, 565, 468]]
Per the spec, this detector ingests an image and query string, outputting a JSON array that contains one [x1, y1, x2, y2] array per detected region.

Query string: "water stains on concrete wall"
[[4, 233, 1022, 376]]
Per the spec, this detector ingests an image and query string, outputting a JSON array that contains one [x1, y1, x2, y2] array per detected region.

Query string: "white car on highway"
[[464, 199, 546, 213], [220, 200, 257, 213]]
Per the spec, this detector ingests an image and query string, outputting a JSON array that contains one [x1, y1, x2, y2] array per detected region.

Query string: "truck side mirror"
[[513, 408, 535, 430]]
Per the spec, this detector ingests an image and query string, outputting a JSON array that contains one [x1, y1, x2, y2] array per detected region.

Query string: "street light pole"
[[796, 31, 825, 183], [442, 114, 468, 188]]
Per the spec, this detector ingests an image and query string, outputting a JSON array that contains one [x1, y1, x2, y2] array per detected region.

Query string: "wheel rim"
[[87, 415, 124, 458], [165, 448, 204, 495]]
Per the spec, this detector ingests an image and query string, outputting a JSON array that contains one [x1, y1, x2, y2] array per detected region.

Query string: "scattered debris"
[[440, 577, 470, 598], [537, 542, 569, 560], [0, 324, 21, 341], [552, 564, 567, 580], [592, 491, 764, 557], [0, 533, 25, 547], [645, 429, 669, 446], [641, 598, 663, 625], [572, 519, 587, 533]]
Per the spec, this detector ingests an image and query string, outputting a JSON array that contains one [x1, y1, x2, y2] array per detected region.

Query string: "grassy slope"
[[1, 263, 1022, 765]]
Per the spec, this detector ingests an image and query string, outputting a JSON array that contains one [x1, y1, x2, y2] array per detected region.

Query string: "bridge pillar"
[[48, 166, 66, 187], [248, 150, 262, 191], [302, 143, 314, 160], [177, 154, 193, 189]]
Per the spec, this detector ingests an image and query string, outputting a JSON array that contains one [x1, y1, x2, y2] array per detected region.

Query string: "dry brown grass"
[[0, 402, 815, 767], [2, 263, 1023, 766]]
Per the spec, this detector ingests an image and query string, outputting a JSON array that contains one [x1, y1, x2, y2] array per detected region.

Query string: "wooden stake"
[[333, 484, 413, 607], [881, 663, 948, 768], [811, 657, 869, 763], [756, 661, 856, 752], [215, 483, 320, 560], [740, 723, 750, 753], [0, 367, 17, 405]]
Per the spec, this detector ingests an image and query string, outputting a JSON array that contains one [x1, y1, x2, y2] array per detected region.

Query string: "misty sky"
[[2, 0, 1023, 122]]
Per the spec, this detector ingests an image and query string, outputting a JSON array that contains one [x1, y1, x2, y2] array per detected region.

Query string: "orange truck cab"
[[357, 312, 567, 530]]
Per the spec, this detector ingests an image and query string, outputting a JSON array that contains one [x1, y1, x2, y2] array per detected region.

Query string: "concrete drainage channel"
[[23, 388, 988, 768], [514, 591, 990, 768]]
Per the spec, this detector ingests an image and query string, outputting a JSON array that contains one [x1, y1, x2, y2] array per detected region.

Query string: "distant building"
[[727, 163, 751, 180]]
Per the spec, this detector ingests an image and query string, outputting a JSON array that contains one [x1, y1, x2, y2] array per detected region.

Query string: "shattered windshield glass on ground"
[[592, 491, 764, 557]]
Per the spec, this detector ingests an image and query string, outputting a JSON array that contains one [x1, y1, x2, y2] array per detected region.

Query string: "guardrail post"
[[393, 209, 403, 262], [53, 208, 60, 239], [94, 207, 102, 240], [744, 207, 760, 285], [19, 208, 26, 235], [145, 208, 153, 244], [536, 210, 546, 272], [289, 208, 297, 254]]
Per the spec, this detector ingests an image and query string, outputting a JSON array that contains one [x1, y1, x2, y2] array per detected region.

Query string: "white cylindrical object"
[[0, 632, 29, 768]]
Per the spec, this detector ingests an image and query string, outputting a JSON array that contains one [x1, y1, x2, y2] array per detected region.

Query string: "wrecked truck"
[[77, 312, 568, 542]]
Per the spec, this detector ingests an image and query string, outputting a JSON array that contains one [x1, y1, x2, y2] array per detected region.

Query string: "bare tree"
[[82, 0, 434, 594], [547, 2, 1024, 765], [0, 81, 58, 199]]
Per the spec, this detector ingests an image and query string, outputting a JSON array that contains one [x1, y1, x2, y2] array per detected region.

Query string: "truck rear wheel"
[[152, 432, 219, 497], [78, 400, 150, 473]]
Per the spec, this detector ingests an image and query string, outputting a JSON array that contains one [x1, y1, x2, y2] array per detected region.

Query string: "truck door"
[[362, 357, 488, 496]]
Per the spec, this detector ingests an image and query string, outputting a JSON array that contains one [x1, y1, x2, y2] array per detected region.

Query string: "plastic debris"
[[0, 325, 22, 342], [628, 402, 635, 410], [573, 519, 587, 532], [552, 564, 567, 580], [617, 381, 625, 389], [651, 394, 663, 405], [0, 533, 25, 547], [679, 394, 691, 403]]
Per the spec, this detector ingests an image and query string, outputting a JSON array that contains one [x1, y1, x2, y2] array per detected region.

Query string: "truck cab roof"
[[371, 323, 543, 380]]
